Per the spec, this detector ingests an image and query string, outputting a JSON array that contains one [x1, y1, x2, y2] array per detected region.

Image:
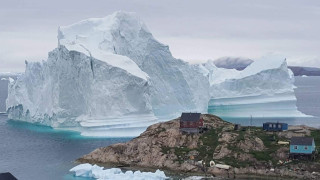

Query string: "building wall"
[[290, 141, 315, 154], [180, 118, 203, 128], [282, 123, 288, 130], [263, 123, 288, 131]]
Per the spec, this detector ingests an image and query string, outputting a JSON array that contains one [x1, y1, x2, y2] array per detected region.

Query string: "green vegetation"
[[250, 128, 283, 165], [160, 146, 171, 154], [250, 151, 271, 161], [161, 126, 288, 167], [174, 147, 192, 163], [220, 156, 252, 168], [160, 128, 221, 164], [196, 128, 220, 163], [159, 118, 320, 169], [311, 129, 320, 162]]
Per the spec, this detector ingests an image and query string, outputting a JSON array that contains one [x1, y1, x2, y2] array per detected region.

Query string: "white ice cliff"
[[6, 12, 305, 137], [6, 12, 209, 136], [201, 55, 306, 118]]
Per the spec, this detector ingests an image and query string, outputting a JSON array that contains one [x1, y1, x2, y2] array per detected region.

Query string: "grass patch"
[[250, 151, 272, 161], [251, 130, 283, 165], [161, 146, 171, 154], [220, 156, 253, 168], [196, 128, 220, 164], [311, 130, 320, 162]]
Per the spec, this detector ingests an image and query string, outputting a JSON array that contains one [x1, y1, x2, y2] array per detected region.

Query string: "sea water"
[[0, 76, 320, 180], [0, 115, 131, 180]]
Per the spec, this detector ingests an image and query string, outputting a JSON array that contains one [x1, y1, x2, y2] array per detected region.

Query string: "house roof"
[[290, 137, 314, 146], [0, 172, 17, 180], [181, 113, 201, 122]]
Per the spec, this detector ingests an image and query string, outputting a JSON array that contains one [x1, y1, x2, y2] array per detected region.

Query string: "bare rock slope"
[[79, 114, 320, 179]]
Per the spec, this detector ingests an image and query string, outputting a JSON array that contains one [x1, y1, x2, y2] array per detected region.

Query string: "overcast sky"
[[1, 0, 320, 72]]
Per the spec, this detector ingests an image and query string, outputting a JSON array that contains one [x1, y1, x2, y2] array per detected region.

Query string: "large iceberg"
[[6, 11, 305, 137], [69, 163, 168, 180], [201, 55, 306, 118], [6, 12, 209, 136]]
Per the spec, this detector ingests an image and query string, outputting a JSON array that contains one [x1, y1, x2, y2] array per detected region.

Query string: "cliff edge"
[[79, 114, 320, 179]]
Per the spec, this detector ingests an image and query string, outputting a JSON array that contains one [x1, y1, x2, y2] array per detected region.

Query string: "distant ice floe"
[[69, 163, 168, 180]]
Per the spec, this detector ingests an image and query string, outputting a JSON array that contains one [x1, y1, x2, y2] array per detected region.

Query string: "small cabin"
[[234, 124, 241, 131], [180, 113, 204, 133], [263, 122, 288, 131], [290, 137, 316, 159]]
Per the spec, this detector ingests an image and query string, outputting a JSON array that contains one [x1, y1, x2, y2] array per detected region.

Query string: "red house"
[[180, 113, 204, 133]]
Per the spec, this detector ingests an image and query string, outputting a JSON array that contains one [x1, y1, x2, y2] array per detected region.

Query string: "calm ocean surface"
[[0, 76, 320, 180]]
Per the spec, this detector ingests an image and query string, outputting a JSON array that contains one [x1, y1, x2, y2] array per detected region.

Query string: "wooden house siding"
[[290, 139, 316, 154], [263, 122, 288, 131]]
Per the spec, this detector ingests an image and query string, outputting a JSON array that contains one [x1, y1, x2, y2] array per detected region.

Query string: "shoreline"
[[77, 114, 320, 179], [75, 160, 301, 179]]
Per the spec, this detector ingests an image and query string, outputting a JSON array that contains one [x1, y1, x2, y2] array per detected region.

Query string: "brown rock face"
[[79, 114, 227, 172], [78, 114, 320, 179], [237, 135, 265, 153], [81, 119, 191, 171], [213, 144, 232, 159]]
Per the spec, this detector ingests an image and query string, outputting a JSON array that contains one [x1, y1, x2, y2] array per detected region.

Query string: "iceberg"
[[6, 46, 157, 137], [69, 163, 168, 180], [6, 11, 306, 137], [57, 11, 210, 116], [203, 55, 306, 118], [6, 11, 208, 136]]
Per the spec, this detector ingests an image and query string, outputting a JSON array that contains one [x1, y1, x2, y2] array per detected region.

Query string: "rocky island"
[[79, 114, 320, 179]]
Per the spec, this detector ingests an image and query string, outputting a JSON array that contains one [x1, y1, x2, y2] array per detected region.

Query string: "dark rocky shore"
[[79, 114, 320, 179]]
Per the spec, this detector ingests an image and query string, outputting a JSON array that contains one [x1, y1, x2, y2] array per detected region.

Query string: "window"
[[305, 146, 308, 150], [294, 146, 298, 150], [278, 124, 282, 128], [269, 124, 272, 128]]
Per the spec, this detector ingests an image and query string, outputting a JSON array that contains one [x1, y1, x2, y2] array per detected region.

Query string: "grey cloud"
[[1, 0, 320, 72]]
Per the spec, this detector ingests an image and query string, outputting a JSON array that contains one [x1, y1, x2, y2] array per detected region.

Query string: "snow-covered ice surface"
[[6, 11, 209, 137], [58, 11, 209, 116], [6, 11, 306, 137], [6, 45, 157, 137], [204, 55, 307, 118], [69, 163, 168, 180]]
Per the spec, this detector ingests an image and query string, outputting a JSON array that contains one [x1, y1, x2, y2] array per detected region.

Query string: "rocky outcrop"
[[80, 114, 227, 172], [79, 114, 320, 179]]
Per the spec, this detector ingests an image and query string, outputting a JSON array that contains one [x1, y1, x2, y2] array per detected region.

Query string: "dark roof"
[[0, 172, 17, 180], [290, 137, 314, 146], [181, 113, 201, 122]]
